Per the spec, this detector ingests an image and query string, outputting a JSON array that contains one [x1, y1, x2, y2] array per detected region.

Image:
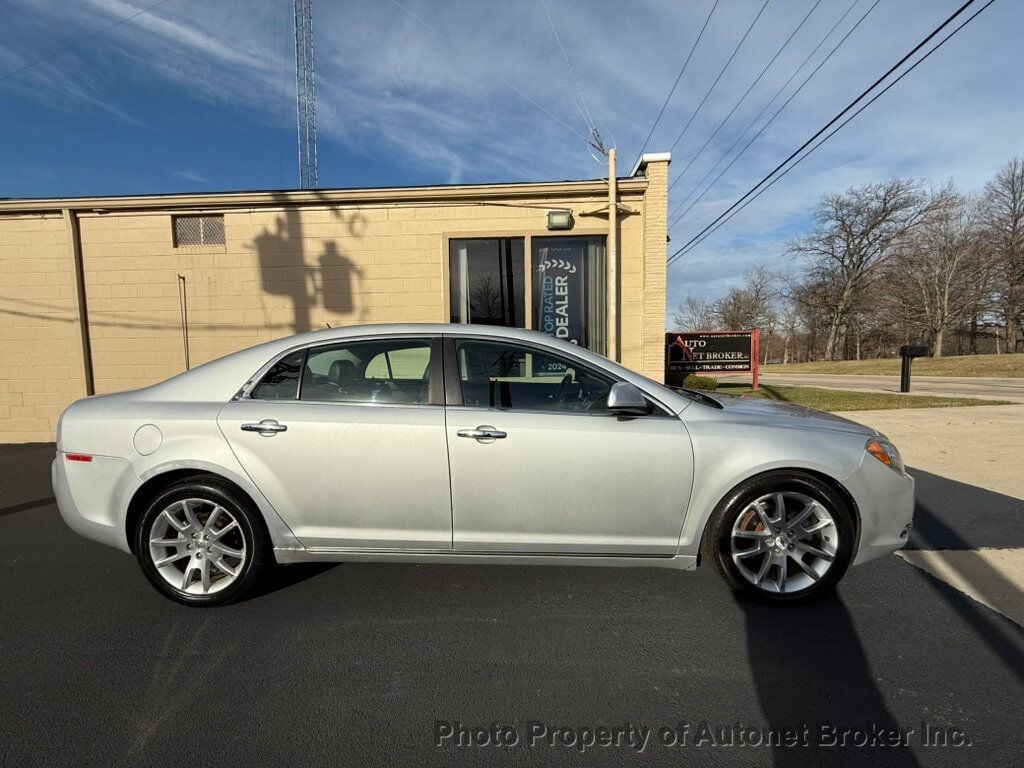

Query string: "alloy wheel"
[[730, 491, 839, 594], [148, 498, 248, 596]]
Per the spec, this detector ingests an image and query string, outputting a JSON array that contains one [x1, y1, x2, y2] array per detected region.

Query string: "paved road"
[[721, 373, 1024, 401], [2, 444, 1022, 767]]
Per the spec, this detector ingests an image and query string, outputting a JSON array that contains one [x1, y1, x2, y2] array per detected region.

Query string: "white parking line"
[[897, 548, 1024, 627]]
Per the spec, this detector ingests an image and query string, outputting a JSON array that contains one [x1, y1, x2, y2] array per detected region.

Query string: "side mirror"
[[607, 381, 650, 416]]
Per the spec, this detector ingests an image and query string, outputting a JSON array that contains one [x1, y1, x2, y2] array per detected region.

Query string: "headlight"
[[866, 437, 904, 475]]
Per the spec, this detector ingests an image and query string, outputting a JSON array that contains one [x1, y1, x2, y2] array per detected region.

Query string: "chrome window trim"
[[443, 403, 676, 420], [233, 398, 439, 411]]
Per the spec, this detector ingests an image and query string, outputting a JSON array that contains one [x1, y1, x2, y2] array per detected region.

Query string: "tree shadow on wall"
[[252, 197, 367, 334]]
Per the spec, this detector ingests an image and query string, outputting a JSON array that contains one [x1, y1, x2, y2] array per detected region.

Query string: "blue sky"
[[1, 0, 1021, 309]]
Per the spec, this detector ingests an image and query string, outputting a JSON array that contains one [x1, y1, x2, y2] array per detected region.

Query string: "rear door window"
[[300, 339, 433, 405]]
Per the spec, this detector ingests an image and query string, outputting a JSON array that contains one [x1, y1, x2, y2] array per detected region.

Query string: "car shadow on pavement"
[[739, 592, 922, 767], [732, 465, 1024, 768], [248, 562, 340, 600], [903, 467, 1024, 683], [905, 467, 1024, 551], [0, 442, 55, 512]]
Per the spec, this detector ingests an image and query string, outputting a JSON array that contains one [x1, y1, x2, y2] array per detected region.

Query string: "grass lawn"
[[715, 382, 1009, 412], [762, 352, 1024, 378]]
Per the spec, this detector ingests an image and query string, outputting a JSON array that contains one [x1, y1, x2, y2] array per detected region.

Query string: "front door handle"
[[241, 419, 288, 436], [457, 425, 507, 441]]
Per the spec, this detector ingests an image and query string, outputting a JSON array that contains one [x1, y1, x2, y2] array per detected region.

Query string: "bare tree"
[[779, 272, 832, 361], [787, 179, 929, 359], [709, 267, 778, 361], [981, 157, 1024, 353], [469, 274, 504, 323], [713, 266, 778, 329], [887, 187, 989, 356], [779, 307, 800, 364], [671, 295, 718, 331]]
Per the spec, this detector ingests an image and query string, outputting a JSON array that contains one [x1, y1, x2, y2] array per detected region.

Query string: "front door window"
[[454, 339, 613, 413]]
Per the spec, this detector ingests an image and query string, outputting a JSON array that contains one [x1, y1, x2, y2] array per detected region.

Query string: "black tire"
[[134, 475, 270, 607], [702, 471, 856, 604]]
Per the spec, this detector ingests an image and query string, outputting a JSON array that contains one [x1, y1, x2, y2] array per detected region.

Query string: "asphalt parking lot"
[[2, 443, 1022, 767]]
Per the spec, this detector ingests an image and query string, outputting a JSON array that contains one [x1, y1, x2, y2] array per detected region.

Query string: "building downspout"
[[607, 147, 618, 361], [63, 208, 94, 396]]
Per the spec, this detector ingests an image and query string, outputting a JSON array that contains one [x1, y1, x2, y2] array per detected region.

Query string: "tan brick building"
[[0, 154, 670, 443]]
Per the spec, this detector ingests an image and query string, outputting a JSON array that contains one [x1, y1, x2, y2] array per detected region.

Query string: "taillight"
[[66, 454, 93, 463]]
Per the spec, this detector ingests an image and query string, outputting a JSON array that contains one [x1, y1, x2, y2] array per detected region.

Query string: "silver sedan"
[[53, 324, 914, 606]]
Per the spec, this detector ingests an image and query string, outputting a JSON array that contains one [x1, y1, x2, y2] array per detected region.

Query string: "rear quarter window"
[[251, 350, 304, 400]]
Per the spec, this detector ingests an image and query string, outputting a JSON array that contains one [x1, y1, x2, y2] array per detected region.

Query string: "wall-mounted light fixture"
[[546, 209, 573, 231]]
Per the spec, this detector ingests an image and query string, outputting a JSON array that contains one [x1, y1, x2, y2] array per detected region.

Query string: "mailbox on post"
[[899, 345, 929, 392]]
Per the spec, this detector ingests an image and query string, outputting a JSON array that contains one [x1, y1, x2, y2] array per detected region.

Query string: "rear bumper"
[[52, 453, 137, 554], [845, 455, 915, 566]]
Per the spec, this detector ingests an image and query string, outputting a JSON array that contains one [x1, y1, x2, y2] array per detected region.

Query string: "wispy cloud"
[[1, 0, 1021, 308], [169, 169, 210, 185]]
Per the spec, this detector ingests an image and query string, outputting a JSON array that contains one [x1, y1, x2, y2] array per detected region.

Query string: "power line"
[[667, 0, 995, 268], [516, 0, 586, 132], [632, 0, 720, 168], [669, 0, 875, 227], [0, 0, 175, 83], [668, 0, 974, 252], [668, 0, 996, 267], [667, 0, 772, 154], [388, 0, 591, 144], [539, 0, 597, 134], [668, 0, 824, 193]]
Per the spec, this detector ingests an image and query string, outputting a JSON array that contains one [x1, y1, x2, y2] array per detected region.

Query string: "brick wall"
[[0, 214, 88, 442], [640, 158, 670, 382], [0, 178, 664, 442]]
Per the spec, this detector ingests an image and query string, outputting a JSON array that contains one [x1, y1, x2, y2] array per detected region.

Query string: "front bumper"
[[845, 454, 915, 566], [52, 453, 137, 553]]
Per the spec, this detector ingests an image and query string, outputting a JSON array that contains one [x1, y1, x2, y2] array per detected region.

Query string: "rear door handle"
[[241, 419, 288, 436], [457, 425, 507, 441]]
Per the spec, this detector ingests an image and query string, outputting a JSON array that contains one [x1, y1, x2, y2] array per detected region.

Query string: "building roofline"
[[629, 152, 671, 178], [0, 175, 651, 214]]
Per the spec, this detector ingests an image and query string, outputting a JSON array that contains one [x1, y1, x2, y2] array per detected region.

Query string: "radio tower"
[[293, 0, 318, 189]]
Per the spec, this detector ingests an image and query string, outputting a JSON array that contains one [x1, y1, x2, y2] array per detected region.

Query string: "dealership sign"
[[533, 244, 589, 376], [534, 244, 587, 348], [665, 330, 760, 389]]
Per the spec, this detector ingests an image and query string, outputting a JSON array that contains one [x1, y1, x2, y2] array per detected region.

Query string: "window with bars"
[[172, 215, 225, 247]]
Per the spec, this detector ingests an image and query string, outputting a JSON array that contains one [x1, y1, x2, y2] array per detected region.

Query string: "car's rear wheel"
[[704, 472, 856, 604], [135, 476, 269, 607]]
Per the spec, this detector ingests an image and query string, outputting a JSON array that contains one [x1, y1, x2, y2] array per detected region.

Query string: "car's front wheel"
[[704, 472, 856, 603], [135, 476, 269, 607]]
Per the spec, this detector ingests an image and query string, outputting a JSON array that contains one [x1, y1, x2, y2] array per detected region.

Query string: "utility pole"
[[294, 0, 319, 189], [607, 147, 618, 361]]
